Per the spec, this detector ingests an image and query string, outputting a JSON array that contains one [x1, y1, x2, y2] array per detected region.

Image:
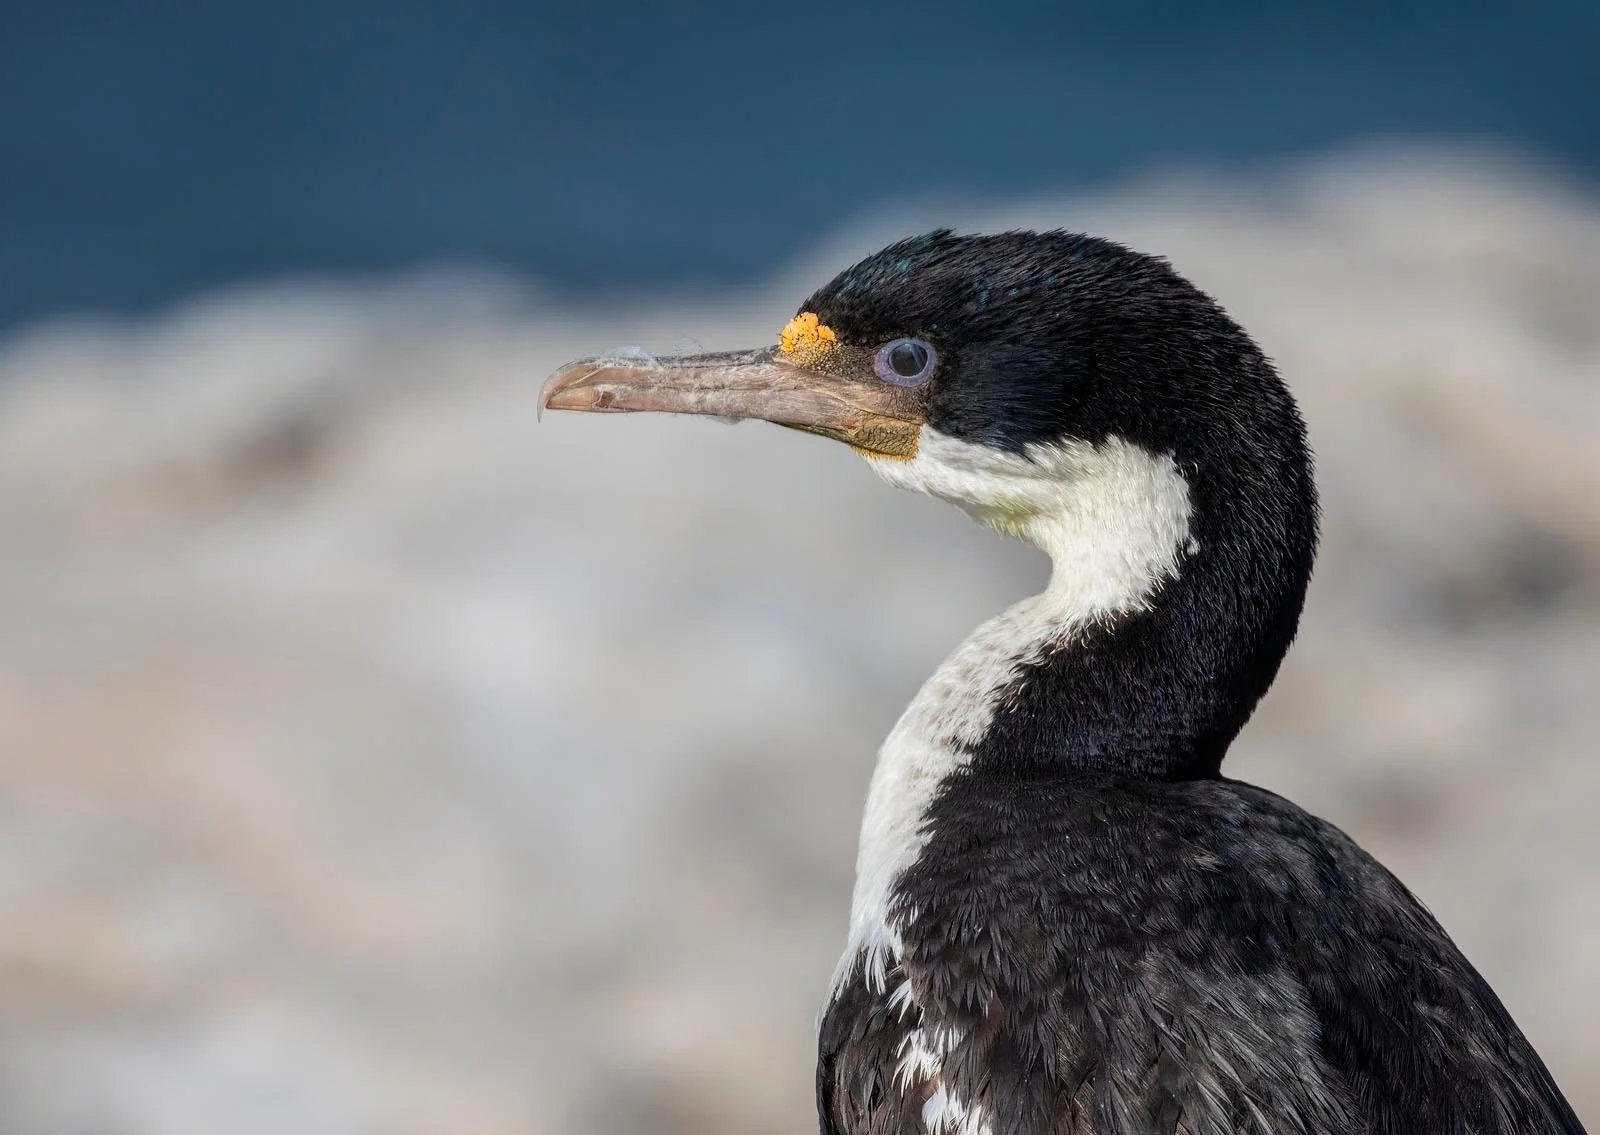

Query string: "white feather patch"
[[896, 1023, 994, 1135], [923, 1083, 990, 1135]]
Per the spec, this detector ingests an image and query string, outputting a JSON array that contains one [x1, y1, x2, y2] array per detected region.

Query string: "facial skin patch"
[[779, 312, 840, 367]]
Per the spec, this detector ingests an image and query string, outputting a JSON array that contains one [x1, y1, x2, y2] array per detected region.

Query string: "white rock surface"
[[0, 149, 1595, 1133]]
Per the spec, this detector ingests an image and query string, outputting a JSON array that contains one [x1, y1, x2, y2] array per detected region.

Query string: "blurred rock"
[[0, 148, 1595, 1133]]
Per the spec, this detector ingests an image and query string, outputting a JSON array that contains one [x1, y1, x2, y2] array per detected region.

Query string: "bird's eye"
[[874, 338, 937, 387]]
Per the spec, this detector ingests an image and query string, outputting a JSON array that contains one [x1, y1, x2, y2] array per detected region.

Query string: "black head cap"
[[804, 231, 1303, 467]]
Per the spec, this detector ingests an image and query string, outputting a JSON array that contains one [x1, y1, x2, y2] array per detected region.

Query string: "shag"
[[540, 230, 1584, 1135]]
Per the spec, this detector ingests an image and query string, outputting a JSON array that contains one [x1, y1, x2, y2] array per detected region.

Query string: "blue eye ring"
[[874, 337, 937, 387]]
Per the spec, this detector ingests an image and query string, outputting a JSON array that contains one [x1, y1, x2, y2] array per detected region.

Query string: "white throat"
[[832, 429, 1194, 995]]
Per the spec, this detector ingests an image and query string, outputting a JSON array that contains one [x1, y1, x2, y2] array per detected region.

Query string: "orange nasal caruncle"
[[779, 312, 840, 368]]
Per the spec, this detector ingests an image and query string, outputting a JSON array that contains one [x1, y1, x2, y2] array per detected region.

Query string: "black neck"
[[967, 458, 1318, 782]]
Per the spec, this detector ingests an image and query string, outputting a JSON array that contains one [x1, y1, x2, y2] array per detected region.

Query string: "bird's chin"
[[849, 436, 923, 462], [859, 428, 1027, 510]]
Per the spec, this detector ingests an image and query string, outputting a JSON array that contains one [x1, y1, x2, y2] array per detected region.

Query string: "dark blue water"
[[2, 0, 1597, 329]]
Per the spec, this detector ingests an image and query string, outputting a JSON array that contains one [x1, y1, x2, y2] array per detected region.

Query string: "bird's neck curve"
[[870, 427, 1314, 780], [840, 429, 1314, 989]]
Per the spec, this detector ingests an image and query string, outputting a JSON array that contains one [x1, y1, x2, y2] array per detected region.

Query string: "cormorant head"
[[543, 230, 1315, 623]]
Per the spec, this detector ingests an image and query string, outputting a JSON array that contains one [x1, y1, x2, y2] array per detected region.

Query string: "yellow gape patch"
[[779, 312, 839, 367]]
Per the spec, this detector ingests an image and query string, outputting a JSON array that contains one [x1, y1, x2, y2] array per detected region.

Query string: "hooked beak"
[[538, 347, 923, 459]]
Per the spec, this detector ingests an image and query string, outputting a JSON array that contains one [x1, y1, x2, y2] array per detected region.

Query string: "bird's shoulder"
[[817, 773, 1584, 1135]]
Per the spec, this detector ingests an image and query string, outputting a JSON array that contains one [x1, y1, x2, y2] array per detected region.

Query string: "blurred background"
[[1, 2, 1597, 1132]]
